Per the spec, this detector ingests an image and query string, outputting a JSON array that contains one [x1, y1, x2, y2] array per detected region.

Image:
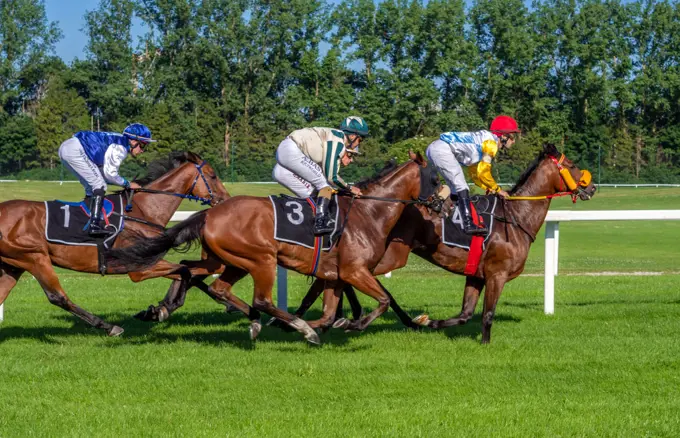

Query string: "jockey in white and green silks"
[[272, 116, 369, 235]]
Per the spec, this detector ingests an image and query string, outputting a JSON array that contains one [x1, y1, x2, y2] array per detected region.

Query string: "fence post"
[[277, 266, 288, 310], [544, 221, 557, 315]]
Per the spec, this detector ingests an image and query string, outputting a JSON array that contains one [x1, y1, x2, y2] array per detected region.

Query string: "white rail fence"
[[2, 209, 679, 323]]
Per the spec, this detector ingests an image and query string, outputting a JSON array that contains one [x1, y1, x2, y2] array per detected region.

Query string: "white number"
[[452, 207, 464, 229], [61, 205, 71, 228], [285, 201, 304, 225]]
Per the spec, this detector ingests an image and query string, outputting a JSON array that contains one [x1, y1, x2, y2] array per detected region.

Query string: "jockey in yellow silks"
[[426, 115, 520, 235]]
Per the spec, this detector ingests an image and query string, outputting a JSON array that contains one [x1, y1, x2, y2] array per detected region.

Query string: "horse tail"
[[106, 210, 208, 271]]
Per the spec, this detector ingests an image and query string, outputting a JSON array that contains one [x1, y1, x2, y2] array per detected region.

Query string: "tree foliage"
[[2, 0, 680, 183]]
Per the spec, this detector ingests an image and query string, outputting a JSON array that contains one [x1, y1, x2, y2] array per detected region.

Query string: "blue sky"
[[46, 0, 147, 62], [45, 0, 347, 63]]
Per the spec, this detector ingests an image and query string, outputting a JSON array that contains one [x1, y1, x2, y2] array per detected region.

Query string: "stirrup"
[[313, 216, 333, 236], [88, 222, 114, 237]]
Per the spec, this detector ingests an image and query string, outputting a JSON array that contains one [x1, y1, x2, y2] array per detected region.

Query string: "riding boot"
[[313, 196, 334, 236], [456, 190, 488, 236], [88, 190, 113, 237]]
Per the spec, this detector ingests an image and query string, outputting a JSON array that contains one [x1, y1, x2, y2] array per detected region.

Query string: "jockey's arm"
[[324, 141, 350, 190], [103, 144, 131, 188], [468, 139, 500, 193]]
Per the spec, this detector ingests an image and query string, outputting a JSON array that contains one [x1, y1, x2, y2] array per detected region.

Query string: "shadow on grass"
[[0, 305, 522, 347]]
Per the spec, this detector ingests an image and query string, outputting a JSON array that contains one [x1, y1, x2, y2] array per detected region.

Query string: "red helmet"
[[490, 115, 520, 134]]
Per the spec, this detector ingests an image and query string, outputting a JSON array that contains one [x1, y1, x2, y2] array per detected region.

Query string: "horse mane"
[[354, 159, 400, 189], [134, 151, 202, 185], [509, 143, 560, 194]]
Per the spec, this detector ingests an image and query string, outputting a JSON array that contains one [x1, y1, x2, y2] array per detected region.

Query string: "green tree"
[[35, 75, 90, 169]]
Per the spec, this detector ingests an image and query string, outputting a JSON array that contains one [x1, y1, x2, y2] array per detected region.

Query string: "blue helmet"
[[123, 123, 157, 144]]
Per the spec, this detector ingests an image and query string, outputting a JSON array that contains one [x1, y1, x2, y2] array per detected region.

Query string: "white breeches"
[[426, 139, 469, 194], [273, 138, 329, 198], [58, 137, 106, 196]]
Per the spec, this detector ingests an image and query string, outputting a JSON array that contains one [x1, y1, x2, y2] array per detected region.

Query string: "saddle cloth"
[[44, 195, 124, 248], [441, 195, 498, 250], [269, 194, 341, 251]]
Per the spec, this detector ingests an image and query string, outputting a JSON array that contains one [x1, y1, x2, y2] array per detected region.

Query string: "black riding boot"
[[313, 196, 334, 236], [88, 189, 113, 237], [456, 190, 488, 236]]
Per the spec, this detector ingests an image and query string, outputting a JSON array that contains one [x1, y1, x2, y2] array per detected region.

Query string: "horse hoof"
[[108, 326, 124, 337], [250, 321, 262, 341], [305, 331, 321, 345], [332, 318, 350, 330], [157, 306, 170, 322], [134, 305, 157, 322], [412, 314, 431, 327]]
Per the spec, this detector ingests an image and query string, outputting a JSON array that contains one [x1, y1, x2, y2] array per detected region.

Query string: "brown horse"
[[288, 144, 596, 343], [0, 151, 229, 336], [105, 155, 441, 344]]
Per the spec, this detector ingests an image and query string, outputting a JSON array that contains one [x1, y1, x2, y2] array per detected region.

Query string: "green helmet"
[[340, 116, 369, 137]]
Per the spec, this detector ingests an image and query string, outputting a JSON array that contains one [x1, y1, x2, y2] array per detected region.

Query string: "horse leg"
[[128, 260, 192, 322], [342, 284, 364, 320], [333, 268, 390, 332], [377, 280, 420, 329], [413, 276, 485, 329], [480, 274, 507, 344], [303, 281, 343, 331], [267, 278, 325, 331], [32, 259, 123, 336], [0, 265, 25, 307], [249, 268, 320, 345]]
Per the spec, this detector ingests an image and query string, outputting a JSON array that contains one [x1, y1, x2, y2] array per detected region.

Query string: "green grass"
[[2, 272, 680, 436], [2, 184, 680, 435]]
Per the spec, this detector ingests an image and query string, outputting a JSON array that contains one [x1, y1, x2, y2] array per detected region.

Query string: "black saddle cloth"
[[269, 194, 341, 251], [441, 195, 498, 250], [44, 195, 124, 248]]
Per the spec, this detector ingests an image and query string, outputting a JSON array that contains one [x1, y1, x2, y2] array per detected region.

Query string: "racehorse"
[[0, 151, 228, 336], [105, 154, 441, 344], [286, 144, 596, 343]]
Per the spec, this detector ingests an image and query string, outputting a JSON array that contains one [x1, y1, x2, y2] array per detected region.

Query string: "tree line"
[[2, 0, 680, 183]]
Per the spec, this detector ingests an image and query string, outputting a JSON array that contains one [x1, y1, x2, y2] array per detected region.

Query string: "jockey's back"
[[288, 127, 345, 170], [74, 131, 130, 166], [439, 130, 498, 166]]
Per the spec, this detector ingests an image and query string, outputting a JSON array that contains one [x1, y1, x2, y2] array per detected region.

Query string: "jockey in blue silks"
[[58, 123, 155, 236]]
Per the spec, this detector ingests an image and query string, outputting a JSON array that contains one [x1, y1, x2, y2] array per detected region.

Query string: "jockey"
[[272, 116, 368, 235], [426, 115, 520, 235], [58, 123, 155, 236]]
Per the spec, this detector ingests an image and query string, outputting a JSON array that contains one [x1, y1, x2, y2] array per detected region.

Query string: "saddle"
[[269, 194, 342, 251], [441, 194, 498, 250], [44, 194, 124, 249]]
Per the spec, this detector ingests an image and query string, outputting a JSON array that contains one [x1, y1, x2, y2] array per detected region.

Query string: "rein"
[[337, 192, 434, 206], [117, 161, 215, 209]]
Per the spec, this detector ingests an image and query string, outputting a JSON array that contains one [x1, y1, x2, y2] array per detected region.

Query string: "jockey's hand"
[[128, 182, 142, 190], [497, 189, 509, 199], [350, 186, 362, 197]]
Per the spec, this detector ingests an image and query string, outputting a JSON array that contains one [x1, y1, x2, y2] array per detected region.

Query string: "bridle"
[[506, 153, 592, 203]]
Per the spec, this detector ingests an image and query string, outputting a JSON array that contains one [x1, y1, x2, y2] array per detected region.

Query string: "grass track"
[[1, 184, 680, 435]]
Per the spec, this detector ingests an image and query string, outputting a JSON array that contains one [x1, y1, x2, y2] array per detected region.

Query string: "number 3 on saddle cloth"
[[269, 194, 342, 275], [441, 194, 499, 276], [44, 195, 125, 249]]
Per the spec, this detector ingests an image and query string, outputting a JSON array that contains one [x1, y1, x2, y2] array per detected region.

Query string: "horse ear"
[[415, 151, 426, 167], [408, 150, 417, 160]]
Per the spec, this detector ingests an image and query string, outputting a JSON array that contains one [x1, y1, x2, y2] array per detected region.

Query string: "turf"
[[1, 184, 680, 436]]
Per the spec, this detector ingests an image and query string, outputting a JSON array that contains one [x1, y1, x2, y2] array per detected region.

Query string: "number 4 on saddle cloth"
[[269, 194, 341, 251], [44, 195, 125, 249], [442, 194, 499, 275]]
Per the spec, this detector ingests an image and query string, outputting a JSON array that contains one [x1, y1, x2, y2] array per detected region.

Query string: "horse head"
[[511, 144, 596, 201], [145, 152, 230, 206]]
